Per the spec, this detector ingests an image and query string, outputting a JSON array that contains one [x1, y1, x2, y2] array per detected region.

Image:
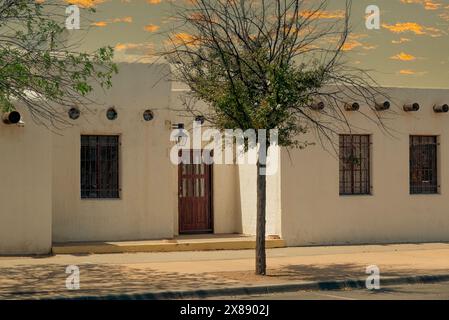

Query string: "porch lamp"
[[172, 123, 189, 146]]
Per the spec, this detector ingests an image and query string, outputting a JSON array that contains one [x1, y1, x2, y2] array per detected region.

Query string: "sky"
[[65, 0, 449, 88]]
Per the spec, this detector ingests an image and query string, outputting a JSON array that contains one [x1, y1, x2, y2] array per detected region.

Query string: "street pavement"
[[224, 281, 449, 300], [1, 243, 449, 299]]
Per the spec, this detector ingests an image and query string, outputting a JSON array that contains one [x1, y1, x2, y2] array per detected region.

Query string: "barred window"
[[81, 135, 120, 199], [339, 135, 371, 195], [410, 136, 438, 194]]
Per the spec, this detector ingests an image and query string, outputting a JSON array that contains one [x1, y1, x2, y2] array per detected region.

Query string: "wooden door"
[[178, 150, 213, 234]]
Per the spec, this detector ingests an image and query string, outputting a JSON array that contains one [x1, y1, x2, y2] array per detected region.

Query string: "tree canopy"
[[163, 0, 387, 149], [0, 0, 117, 126]]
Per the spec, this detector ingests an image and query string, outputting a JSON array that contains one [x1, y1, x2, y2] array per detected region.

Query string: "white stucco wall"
[[237, 151, 281, 237], [5, 63, 449, 253], [0, 106, 52, 254], [52, 63, 240, 242], [280, 87, 449, 246]]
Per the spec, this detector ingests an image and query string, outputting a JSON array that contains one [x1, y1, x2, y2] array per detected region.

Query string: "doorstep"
[[52, 234, 286, 254]]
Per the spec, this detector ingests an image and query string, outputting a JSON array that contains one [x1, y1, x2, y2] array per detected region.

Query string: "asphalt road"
[[222, 281, 449, 300]]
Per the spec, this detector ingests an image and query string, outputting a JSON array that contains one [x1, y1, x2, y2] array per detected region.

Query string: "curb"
[[52, 239, 286, 254], [50, 273, 449, 300]]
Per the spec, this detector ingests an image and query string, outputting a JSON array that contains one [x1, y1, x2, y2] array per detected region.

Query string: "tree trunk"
[[255, 160, 267, 275]]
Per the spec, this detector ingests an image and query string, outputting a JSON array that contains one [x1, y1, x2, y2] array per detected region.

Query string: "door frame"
[[178, 149, 214, 234]]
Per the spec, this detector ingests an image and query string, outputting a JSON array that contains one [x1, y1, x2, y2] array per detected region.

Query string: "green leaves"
[[0, 0, 117, 121], [164, 0, 370, 149], [175, 42, 327, 146]]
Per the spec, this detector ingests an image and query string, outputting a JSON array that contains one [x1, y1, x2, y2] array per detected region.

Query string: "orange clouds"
[[299, 10, 345, 19], [173, 32, 195, 43], [392, 38, 411, 44], [383, 22, 426, 34], [144, 24, 160, 32], [400, 0, 441, 10], [399, 69, 416, 75], [65, 0, 107, 7], [342, 40, 362, 51], [147, 0, 161, 4], [390, 52, 417, 61], [382, 22, 443, 37], [338, 34, 377, 52], [115, 42, 154, 55], [114, 17, 133, 23], [92, 21, 108, 27], [398, 69, 427, 76], [92, 16, 133, 27]]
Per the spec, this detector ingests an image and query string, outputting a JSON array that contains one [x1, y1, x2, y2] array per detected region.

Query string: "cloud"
[[114, 42, 156, 63], [147, 0, 162, 4], [113, 17, 133, 23], [144, 24, 160, 32], [398, 69, 427, 75], [390, 52, 417, 61], [363, 45, 378, 50], [92, 16, 133, 27], [392, 37, 411, 44], [336, 34, 370, 52], [400, 0, 442, 10], [382, 22, 444, 37], [168, 32, 197, 46], [65, 0, 107, 7], [92, 21, 108, 27], [299, 10, 345, 19], [115, 42, 154, 55], [440, 12, 449, 21], [342, 40, 362, 51]]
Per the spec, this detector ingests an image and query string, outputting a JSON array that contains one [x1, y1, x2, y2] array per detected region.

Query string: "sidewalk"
[[1, 243, 449, 299]]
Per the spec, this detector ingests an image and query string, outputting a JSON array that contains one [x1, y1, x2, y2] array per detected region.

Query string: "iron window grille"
[[339, 134, 371, 195], [410, 136, 438, 194], [81, 135, 120, 199]]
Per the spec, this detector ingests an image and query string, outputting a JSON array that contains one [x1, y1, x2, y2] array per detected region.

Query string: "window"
[[410, 136, 438, 194], [81, 135, 119, 199], [339, 135, 371, 195]]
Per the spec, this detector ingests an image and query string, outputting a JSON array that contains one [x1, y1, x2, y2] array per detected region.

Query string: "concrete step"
[[52, 235, 286, 254]]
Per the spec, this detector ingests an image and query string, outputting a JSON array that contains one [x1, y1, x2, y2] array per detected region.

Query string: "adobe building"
[[1, 63, 449, 254]]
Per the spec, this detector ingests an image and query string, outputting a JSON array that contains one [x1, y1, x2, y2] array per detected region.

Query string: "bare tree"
[[160, 0, 388, 275]]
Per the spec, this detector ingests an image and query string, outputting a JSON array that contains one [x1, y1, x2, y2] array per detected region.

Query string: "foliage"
[[163, 0, 386, 149], [0, 0, 117, 125]]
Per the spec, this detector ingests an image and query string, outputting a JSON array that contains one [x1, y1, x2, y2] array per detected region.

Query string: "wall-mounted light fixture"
[[344, 102, 360, 111], [172, 123, 188, 146], [403, 103, 420, 112], [375, 101, 390, 111], [434, 104, 449, 113]]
